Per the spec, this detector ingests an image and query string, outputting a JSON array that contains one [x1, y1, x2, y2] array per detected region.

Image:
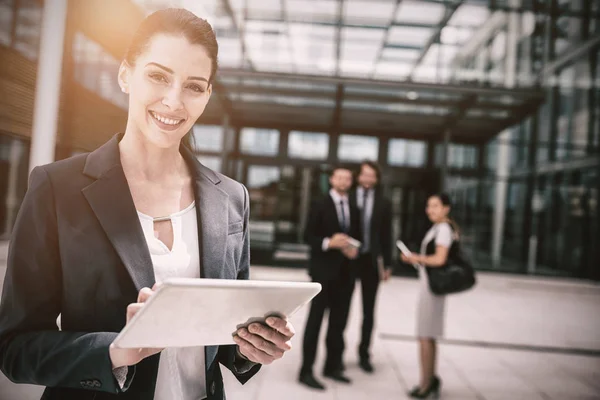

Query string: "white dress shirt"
[[137, 202, 207, 400], [356, 186, 374, 253], [322, 189, 351, 251]]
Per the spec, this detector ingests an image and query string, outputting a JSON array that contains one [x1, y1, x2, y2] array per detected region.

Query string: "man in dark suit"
[[298, 166, 361, 390], [350, 161, 392, 373]]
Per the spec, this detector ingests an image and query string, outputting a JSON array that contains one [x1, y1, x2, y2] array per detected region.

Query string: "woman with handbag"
[[401, 193, 459, 399]]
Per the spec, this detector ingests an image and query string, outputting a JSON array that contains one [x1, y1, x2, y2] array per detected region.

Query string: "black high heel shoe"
[[408, 376, 441, 398]]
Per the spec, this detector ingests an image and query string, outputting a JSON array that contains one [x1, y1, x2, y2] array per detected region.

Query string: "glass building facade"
[[0, 0, 598, 279]]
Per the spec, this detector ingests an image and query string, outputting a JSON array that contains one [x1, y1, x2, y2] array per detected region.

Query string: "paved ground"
[[1, 241, 599, 400]]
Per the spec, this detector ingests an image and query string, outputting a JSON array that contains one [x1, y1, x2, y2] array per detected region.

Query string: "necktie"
[[340, 200, 347, 232]]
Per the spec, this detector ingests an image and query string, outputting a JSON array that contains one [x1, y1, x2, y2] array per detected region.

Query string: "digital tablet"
[[112, 278, 321, 348]]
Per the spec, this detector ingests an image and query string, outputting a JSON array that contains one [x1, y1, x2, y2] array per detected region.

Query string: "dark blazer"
[[0, 134, 260, 400], [303, 193, 361, 281], [350, 188, 392, 267]]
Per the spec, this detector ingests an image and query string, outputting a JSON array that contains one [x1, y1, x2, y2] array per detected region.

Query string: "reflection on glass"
[[338, 134, 378, 162], [240, 128, 279, 156], [288, 131, 328, 160], [388, 139, 426, 167], [196, 155, 221, 173], [192, 125, 223, 152]]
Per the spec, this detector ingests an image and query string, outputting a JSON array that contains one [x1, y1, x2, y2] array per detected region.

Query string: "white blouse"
[[137, 202, 206, 400]]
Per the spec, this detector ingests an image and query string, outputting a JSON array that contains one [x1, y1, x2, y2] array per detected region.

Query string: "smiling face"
[[329, 168, 353, 195], [426, 195, 450, 223], [357, 163, 378, 189], [118, 33, 213, 149]]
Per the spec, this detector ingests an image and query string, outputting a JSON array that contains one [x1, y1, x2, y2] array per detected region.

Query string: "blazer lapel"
[[82, 134, 155, 292], [180, 146, 229, 280], [194, 174, 229, 279]]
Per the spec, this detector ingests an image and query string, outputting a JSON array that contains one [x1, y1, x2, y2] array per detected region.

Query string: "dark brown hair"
[[357, 160, 381, 184], [430, 192, 460, 238], [124, 8, 219, 84], [328, 164, 353, 177]]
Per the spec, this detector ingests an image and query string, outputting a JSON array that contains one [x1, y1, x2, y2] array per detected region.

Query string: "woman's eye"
[[187, 84, 205, 93], [149, 73, 167, 83]]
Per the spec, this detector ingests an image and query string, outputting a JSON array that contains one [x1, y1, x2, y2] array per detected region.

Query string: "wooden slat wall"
[[0, 47, 37, 138]]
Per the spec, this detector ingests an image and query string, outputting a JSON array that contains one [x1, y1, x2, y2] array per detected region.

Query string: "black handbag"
[[425, 229, 476, 296]]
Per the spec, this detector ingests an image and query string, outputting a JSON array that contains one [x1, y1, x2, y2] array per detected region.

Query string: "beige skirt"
[[415, 266, 446, 338]]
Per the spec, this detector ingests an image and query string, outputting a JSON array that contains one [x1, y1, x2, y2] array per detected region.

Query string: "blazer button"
[[79, 380, 87, 388], [92, 379, 102, 388], [210, 381, 216, 395]]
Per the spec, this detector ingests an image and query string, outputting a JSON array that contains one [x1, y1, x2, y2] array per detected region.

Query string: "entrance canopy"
[[206, 69, 545, 144]]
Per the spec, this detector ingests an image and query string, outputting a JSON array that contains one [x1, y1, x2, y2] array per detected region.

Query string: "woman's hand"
[[233, 317, 295, 365], [401, 253, 422, 265], [109, 284, 164, 369]]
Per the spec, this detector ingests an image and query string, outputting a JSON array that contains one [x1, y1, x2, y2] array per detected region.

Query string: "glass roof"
[[131, 0, 504, 84], [131, 0, 545, 142]]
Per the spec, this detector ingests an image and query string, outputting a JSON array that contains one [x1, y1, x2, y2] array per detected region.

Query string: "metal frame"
[[211, 68, 544, 144], [408, 0, 464, 79]]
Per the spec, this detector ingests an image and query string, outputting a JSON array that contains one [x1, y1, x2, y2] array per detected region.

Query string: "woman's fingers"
[[137, 287, 154, 303], [126, 303, 143, 323]]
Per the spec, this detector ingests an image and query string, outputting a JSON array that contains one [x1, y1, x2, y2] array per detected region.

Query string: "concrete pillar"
[[491, 0, 520, 267], [28, 0, 68, 174]]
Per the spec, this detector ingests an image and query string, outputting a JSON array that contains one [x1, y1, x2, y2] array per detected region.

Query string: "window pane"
[[557, 66, 575, 160], [72, 32, 127, 110], [437, 143, 478, 168], [196, 155, 222, 172], [247, 165, 280, 189], [388, 139, 426, 167], [288, 131, 329, 160], [192, 125, 223, 152], [395, 0, 445, 25], [13, 1, 42, 61], [241, 128, 279, 156], [337, 135, 378, 162]]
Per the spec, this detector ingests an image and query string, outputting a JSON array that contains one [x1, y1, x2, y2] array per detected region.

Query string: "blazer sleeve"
[[0, 166, 129, 394], [303, 200, 326, 251], [218, 183, 261, 383], [380, 197, 393, 267]]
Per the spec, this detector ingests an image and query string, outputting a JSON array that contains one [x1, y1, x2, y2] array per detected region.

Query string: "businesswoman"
[[401, 193, 457, 399], [0, 8, 294, 400]]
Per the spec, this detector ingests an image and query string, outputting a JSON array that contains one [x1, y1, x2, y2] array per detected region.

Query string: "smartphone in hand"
[[396, 240, 412, 256], [396, 240, 418, 268]]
